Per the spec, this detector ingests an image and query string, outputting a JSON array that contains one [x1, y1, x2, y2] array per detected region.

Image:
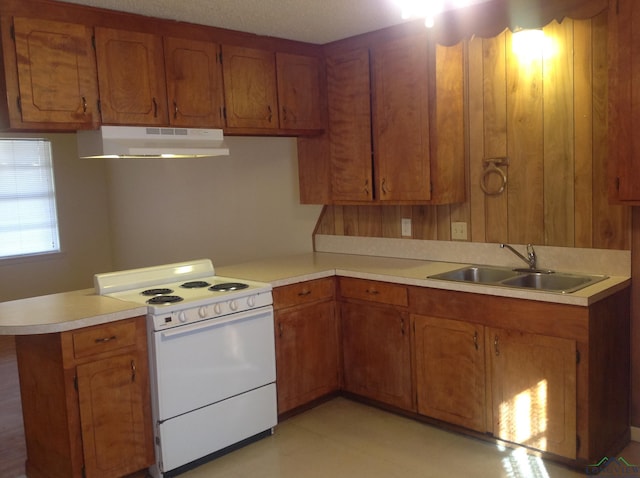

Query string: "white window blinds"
[[0, 139, 61, 259]]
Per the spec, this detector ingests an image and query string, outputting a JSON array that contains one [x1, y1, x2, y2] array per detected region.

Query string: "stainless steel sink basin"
[[430, 266, 521, 284], [501, 272, 607, 293], [429, 266, 607, 294]]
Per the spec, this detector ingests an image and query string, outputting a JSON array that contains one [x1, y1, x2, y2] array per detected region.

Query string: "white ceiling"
[[60, 0, 415, 44]]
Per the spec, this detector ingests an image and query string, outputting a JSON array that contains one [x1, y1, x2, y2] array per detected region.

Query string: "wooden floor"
[[0, 335, 26, 478]]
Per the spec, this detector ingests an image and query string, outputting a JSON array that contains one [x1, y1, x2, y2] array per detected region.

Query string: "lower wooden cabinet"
[[339, 278, 413, 412], [413, 315, 486, 432], [488, 327, 576, 459], [273, 278, 339, 415], [15, 316, 154, 478]]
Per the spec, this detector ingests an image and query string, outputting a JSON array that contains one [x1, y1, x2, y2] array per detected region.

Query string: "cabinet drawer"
[[71, 319, 137, 359], [273, 277, 335, 310], [339, 277, 408, 307]]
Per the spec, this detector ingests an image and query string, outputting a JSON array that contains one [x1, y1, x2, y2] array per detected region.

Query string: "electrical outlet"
[[401, 217, 412, 237], [451, 222, 468, 240]]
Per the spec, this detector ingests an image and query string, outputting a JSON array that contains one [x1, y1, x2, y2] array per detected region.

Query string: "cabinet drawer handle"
[[298, 289, 312, 297], [366, 289, 379, 295], [494, 335, 500, 356], [95, 335, 116, 344], [473, 331, 479, 351]]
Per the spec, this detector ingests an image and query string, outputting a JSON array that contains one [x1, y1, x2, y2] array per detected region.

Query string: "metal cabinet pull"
[[494, 335, 500, 356], [298, 289, 312, 297], [95, 335, 116, 344], [473, 331, 479, 351], [152, 97, 158, 117], [364, 179, 369, 195], [267, 105, 273, 122], [131, 360, 136, 382], [173, 100, 179, 119], [282, 106, 287, 122], [400, 318, 405, 336], [365, 289, 379, 295], [82, 96, 87, 113], [278, 322, 284, 338], [381, 178, 388, 195]]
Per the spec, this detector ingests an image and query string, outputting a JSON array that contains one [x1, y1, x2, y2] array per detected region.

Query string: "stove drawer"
[[71, 319, 137, 359]]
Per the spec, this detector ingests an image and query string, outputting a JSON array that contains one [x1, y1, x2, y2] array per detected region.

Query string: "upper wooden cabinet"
[[276, 52, 325, 130], [222, 45, 279, 129], [222, 45, 325, 132], [372, 34, 432, 202], [163, 37, 225, 128], [326, 48, 373, 202], [0, 16, 99, 130], [94, 27, 168, 125], [299, 33, 465, 205], [609, 0, 640, 203]]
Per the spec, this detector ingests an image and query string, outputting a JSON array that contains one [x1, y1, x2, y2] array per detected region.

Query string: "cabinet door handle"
[[494, 335, 500, 356], [267, 105, 273, 122], [282, 106, 287, 122], [381, 178, 388, 195], [278, 322, 284, 338], [298, 289, 312, 297], [173, 100, 179, 119], [152, 97, 158, 117], [82, 96, 87, 113], [131, 360, 136, 382], [400, 318, 405, 336], [364, 179, 369, 195], [473, 331, 479, 351], [94, 335, 116, 344]]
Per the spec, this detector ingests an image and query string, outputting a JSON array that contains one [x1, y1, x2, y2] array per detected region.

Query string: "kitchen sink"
[[430, 266, 521, 284], [429, 266, 607, 294]]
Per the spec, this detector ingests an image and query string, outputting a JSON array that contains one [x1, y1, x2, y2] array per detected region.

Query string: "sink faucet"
[[500, 243, 537, 270]]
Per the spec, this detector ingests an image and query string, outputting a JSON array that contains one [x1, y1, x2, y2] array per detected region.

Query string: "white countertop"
[[0, 252, 630, 335]]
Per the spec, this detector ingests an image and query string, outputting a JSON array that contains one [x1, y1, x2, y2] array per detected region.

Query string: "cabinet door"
[[327, 48, 373, 201], [275, 300, 339, 414], [341, 301, 413, 410], [413, 315, 486, 432], [94, 27, 168, 125], [164, 37, 224, 128], [276, 52, 324, 130], [8, 16, 98, 128], [488, 328, 576, 459], [372, 34, 431, 202], [77, 352, 154, 478], [609, 0, 640, 201], [222, 45, 278, 129]]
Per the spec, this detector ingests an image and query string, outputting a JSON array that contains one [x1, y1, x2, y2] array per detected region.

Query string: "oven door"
[[151, 306, 275, 421]]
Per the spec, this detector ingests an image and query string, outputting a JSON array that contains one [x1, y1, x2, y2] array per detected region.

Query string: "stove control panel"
[[150, 291, 273, 331]]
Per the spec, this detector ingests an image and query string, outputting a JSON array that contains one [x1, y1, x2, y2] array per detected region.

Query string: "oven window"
[[0, 139, 61, 259]]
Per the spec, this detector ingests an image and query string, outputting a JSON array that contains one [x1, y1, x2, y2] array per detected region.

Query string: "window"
[[0, 139, 60, 259]]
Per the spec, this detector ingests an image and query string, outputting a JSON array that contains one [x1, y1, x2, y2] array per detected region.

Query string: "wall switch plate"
[[401, 217, 412, 237], [451, 222, 468, 240]]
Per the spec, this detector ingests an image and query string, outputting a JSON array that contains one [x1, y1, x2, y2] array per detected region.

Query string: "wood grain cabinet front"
[[163, 36, 225, 128], [339, 277, 413, 411], [15, 316, 154, 478], [94, 27, 168, 126], [273, 278, 339, 415], [0, 16, 99, 130]]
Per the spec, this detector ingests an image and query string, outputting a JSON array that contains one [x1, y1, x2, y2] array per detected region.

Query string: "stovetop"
[[94, 259, 273, 327]]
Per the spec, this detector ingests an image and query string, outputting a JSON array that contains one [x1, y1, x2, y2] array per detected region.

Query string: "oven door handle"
[[159, 308, 272, 339]]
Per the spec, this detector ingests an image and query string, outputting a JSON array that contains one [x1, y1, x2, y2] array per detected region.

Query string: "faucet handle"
[[526, 244, 536, 268]]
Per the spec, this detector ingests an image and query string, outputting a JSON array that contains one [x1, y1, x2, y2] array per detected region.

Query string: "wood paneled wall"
[[316, 12, 631, 250]]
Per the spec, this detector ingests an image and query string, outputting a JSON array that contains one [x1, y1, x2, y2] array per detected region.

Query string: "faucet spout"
[[500, 243, 537, 270]]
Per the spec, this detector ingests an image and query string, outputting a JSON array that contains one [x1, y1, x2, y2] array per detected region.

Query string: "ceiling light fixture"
[[394, 0, 485, 28]]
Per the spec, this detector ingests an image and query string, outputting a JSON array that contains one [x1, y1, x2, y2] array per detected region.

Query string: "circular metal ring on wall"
[[480, 163, 507, 195]]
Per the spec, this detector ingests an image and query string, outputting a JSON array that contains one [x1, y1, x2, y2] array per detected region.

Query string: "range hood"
[[77, 126, 230, 158]]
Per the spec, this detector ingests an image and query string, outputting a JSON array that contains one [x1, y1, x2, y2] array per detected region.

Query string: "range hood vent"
[[77, 126, 230, 158]]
